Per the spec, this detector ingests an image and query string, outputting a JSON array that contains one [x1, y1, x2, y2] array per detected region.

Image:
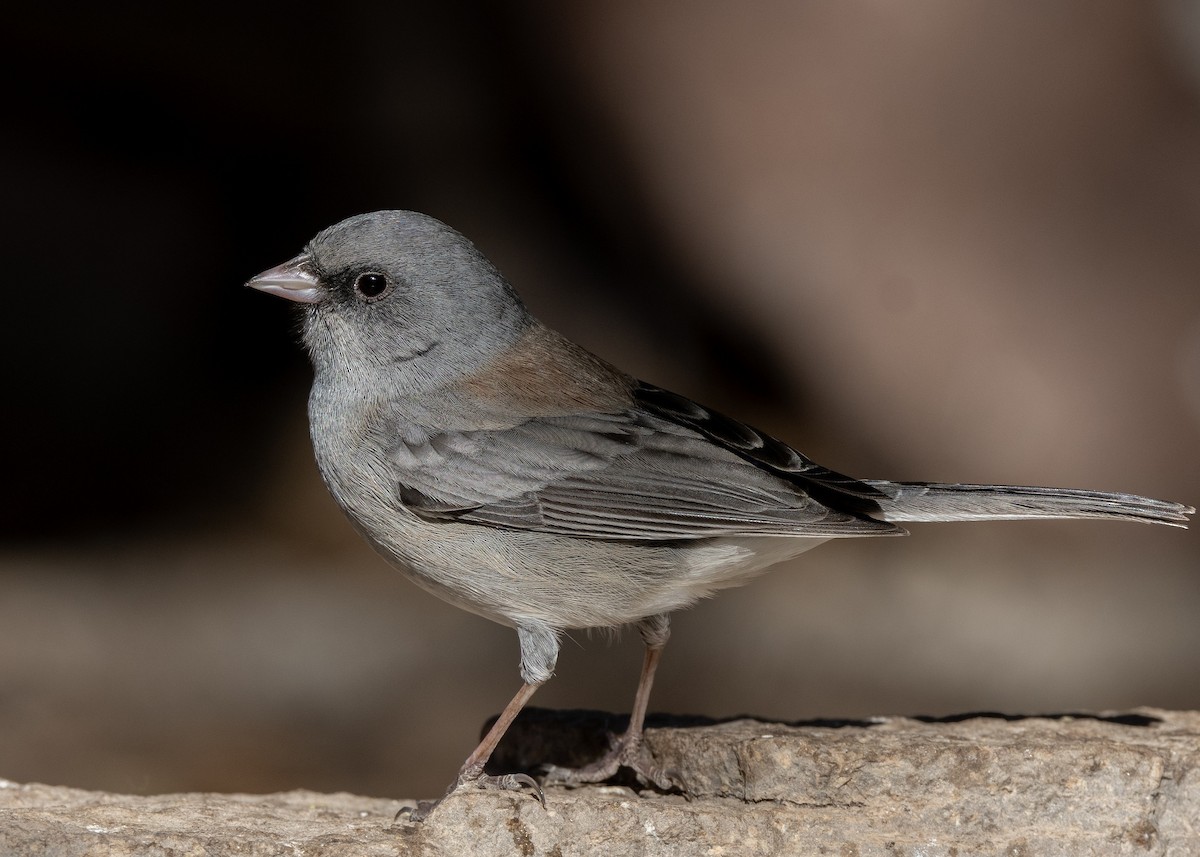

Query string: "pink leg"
[[398, 680, 545, 822], [544, 614, 676, 789]]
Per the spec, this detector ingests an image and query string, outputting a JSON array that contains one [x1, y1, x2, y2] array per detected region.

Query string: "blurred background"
[[3, 0, 1199, 801]]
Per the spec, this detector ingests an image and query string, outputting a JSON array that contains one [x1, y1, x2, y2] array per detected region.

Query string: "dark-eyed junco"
[[247, 210, 1193, 821]]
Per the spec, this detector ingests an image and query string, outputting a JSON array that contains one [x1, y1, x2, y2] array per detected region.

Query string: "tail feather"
[[862, 481, 1194, 528]]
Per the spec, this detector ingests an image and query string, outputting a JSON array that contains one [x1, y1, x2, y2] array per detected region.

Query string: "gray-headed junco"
[[247, 210, 1193, 820]]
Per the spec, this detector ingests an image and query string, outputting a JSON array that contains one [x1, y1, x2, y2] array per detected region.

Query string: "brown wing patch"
[[458, 324, 635, 414]]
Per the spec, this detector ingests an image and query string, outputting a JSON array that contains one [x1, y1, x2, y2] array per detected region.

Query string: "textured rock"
[[2, 708, 1198, 856]]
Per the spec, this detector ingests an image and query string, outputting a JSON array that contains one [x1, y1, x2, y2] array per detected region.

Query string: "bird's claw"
[[542, 733, 678, 791], [394, 770, 545, 823]]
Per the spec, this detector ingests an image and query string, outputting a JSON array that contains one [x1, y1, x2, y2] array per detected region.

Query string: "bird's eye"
[[353, 272, 391, 301]]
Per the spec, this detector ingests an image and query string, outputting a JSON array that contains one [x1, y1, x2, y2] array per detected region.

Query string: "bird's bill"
[[245, 253, 325, 304]]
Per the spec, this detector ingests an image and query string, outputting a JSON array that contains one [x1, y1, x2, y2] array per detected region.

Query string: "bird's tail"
[[862, 481, 1194, 527]]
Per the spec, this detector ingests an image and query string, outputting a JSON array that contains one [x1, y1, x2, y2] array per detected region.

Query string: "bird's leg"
[[544, 613, 677, 789], [397, 680, 544, 822], [397, 623, 557, 822]]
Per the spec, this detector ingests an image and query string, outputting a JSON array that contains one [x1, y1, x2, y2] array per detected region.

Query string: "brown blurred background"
[[3, 1, 1198, 801]]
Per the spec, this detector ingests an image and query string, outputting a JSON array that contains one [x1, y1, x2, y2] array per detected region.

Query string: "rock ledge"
[[3, 708, 1198, 856]]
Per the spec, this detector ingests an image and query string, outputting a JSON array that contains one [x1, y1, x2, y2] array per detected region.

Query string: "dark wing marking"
[[632, 383, 889, 513]]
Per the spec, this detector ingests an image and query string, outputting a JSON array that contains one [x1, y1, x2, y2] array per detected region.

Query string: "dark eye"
[[353, 272, 390, 301]]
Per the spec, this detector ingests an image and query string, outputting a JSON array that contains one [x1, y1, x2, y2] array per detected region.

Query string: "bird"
[[246, 210, 1193, 821]]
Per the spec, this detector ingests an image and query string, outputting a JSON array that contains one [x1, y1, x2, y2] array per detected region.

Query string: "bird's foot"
[[395, 769, 545, 823], [542, 732, 677, 791]]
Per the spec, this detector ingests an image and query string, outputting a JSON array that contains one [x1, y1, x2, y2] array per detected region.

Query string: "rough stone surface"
[[2, 708, 1197, 856]]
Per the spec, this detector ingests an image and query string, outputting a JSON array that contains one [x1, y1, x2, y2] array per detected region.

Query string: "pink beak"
[[246, 253, 325, 304]]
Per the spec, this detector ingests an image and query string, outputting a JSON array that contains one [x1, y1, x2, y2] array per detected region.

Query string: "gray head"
[[247, 210, 532, 394]]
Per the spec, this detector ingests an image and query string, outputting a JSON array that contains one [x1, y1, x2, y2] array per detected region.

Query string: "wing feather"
[[386, 394, 900, 541]]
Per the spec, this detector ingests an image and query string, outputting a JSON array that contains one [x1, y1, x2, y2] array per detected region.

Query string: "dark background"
[[3, 1, 1198, 800]]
